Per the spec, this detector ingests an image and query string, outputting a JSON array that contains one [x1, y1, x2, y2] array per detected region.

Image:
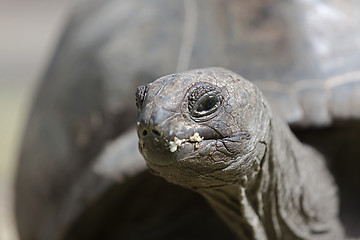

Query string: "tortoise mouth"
[[141, 132, 251, 168], [143, 137, 263, 190], [140, 137, 216, 167]]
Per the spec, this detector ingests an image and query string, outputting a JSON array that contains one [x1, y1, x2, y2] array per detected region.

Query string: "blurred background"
[[2, 1, 360, 239], [0, 0, 72, 239]]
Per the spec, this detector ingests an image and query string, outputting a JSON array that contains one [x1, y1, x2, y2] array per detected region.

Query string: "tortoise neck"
[[198, 114, 344, 240], [266, 115, 344, 239], [198, 182, 268, 240]]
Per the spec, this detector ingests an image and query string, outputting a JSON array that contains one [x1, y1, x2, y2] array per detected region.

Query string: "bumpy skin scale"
[[137, 67, 344, 240]]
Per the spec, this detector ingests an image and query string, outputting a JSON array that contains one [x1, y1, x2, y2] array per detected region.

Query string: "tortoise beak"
[[137, 122, 173, 166]]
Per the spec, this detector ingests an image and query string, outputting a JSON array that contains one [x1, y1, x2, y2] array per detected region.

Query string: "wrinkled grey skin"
[[137, 68, 344, 240]]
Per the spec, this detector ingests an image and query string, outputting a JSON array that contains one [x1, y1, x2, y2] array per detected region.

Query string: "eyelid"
[[186, 83, 223, 121], [136, 85, 148, 110], [190, 91, 221, 117]]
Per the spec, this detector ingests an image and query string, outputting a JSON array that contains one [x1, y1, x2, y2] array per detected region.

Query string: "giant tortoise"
[[15, 0, 360, 239]]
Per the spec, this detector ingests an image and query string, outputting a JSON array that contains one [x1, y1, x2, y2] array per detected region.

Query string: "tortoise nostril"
[[140, 126, 161, 138], [152, 129, 161, 136]]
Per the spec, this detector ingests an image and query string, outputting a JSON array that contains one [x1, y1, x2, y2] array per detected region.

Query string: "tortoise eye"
[[193, 93, 220, 116], [198, 97, 216, 111], [136, 85, 148, 110], [188, 84, 222, 118]]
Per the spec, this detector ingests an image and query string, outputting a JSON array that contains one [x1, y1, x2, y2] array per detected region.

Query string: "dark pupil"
[[199, 98, 216, 111]]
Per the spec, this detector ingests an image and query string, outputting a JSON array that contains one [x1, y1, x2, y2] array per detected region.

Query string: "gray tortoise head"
[[136, 68, 270, 190]]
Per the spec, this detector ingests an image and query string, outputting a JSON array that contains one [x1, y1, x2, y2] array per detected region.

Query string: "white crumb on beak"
[[189, 132, 204, 142], [169, 137, 186, 152], [169, 133, 204, 152], [169, 142, 178, 152], [174, 137, 186, 145]]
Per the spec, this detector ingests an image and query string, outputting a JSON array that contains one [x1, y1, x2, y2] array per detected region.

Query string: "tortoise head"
[[136, 67, 270, 190]]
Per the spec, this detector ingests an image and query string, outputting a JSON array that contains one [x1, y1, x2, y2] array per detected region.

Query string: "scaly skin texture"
[[136, 67, 344, 239]]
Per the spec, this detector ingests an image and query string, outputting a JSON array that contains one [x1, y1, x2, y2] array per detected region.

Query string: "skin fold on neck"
[[197, 114, 344, 240]]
